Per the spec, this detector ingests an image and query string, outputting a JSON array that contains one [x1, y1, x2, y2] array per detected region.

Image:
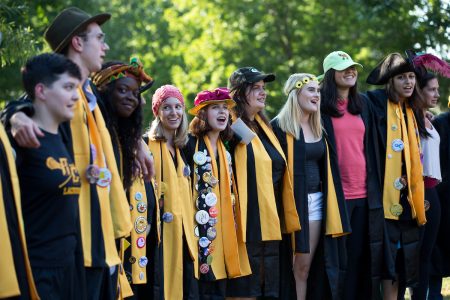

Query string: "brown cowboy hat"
[[44, 7, 110, 53]]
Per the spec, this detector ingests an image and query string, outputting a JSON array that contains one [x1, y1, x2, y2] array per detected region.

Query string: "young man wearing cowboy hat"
[[1, 7, 135, 299]]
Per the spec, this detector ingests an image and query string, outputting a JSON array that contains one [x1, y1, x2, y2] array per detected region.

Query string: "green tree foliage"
[[1, 0, 449, 119]]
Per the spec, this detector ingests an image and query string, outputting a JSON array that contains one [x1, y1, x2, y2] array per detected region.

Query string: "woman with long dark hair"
[[365, 53, 427, 300], [92, 58, 158, 299], [411, 72, 442, 299], [225, 67, 300, 300], [319, 51, 384, 299]]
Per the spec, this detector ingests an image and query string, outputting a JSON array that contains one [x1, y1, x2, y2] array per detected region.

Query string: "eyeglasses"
[[77, 32, 106, 44]]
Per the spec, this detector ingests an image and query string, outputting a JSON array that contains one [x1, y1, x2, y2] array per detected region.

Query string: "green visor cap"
[[317, 51, 363, 80]]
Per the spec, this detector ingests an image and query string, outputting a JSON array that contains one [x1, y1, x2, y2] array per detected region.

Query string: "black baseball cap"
[[229, 67, 275, 88]]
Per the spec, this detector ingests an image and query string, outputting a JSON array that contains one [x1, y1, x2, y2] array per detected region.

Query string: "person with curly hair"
[[92, 57, 157, 299]]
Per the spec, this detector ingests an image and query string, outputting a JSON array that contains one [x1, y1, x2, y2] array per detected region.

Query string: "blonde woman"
[[271, 73, 350, 300]]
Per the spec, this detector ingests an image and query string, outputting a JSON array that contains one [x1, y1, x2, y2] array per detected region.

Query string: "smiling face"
[[297, 81, 320, 115], [111, 77, 140, 118], [158, 97, 184, 134], [422, 78, 440, 108], [392, 72, 416, 100], [244, 80, 266, 118], [334, 66, 357, 89], [205, 102, 230, 134], [40, 72, 80, 123]]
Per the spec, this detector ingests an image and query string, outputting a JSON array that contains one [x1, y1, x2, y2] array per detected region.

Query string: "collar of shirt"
[[82, 79, 97, 112]]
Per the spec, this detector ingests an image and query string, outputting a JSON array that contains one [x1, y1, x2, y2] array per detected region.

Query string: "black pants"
[[412, 188, 441, 300], [33, 262, 84, 300], [343, 198, 371, 300], [85, 266, 115, 300]]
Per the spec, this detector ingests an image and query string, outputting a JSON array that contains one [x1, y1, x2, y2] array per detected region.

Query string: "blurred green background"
[[1, 0, 449, 124]]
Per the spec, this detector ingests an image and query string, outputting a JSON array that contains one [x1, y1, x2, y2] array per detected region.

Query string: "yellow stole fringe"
[[0, 124, 39, 299], [234, 115, 300, 241], [148, 140, 198, 300], [193, 136, 251, 279], [286, 134, 348, 237], [71, 87, 132, 267], [383, 101, 425, 224]]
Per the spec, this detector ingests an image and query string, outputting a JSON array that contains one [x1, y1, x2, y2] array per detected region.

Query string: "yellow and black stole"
[[234, 115, 300, 241], [383, 101, 425, 224], [71, 87, 132, 267], [0, 124, 39, 299], [192, 136, 251, 280], [286, 134, 349, 237], [148, 140, 198, 300]]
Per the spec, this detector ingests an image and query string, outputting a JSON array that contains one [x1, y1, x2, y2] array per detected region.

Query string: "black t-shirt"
[[13, 130, 81, 267]]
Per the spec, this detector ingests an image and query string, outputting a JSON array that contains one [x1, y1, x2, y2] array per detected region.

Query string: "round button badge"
[[195, 210, 210, 225], [209, 206, 218, 218], [424, 200, 430, 211], [199, 237, 211, 248], [205, 192, 217, 207], [135, 191, 143, 201], [134, 216, 148, 234], [391, 139, 404, 152], [393, 178, 405, 190], [202, 172, 211, 183], [208, 217, 218, 226], [97, 167, 112, 187], [390, 203, 403, 217], [209, 175, 219, 187], [194, 151, 207, 165], [136, 237, 146, 248], [137, 202, 147, 213], [183, 165, 191, 177], [138, 256, 148, 268], [162, 212, 174, 223], [86, 164, 100, 184], [207, 227, 217, 241], [199, 263, 210, 274], [194, 226, 199, 237]]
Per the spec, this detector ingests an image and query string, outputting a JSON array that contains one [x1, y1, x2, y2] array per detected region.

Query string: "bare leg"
[[293, 221, 321, 300], [383, 279, 398, 300]]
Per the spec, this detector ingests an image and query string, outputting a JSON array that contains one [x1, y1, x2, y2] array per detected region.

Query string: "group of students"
[[1, 6, 450, 300]]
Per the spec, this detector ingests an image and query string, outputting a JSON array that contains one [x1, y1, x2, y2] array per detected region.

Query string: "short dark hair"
[[21, 53, 81, 100]]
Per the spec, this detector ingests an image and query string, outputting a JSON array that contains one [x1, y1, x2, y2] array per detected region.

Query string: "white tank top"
[[421, 125, 442, 181]]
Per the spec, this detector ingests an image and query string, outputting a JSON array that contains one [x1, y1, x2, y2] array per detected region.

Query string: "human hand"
[[10, 112, 44, 148]]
